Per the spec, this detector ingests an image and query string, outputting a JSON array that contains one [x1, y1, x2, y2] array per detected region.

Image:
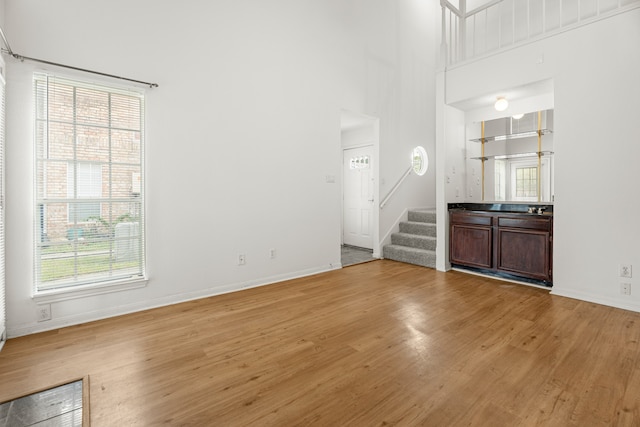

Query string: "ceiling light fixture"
[[494, 97, 508, 111], [512, 113, 524, 119]]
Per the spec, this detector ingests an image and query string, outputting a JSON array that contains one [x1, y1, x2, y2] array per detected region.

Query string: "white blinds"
[[34, 74, 145, 292], [0, 58, 6, 348]]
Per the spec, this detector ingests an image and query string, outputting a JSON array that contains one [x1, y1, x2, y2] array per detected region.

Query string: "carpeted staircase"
[[382, 210, 436, 268]]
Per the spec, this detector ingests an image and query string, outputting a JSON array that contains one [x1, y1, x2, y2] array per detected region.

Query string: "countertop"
[[448, 202, 553, 215]]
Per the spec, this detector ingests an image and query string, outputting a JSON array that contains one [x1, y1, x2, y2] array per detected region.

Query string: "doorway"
[[343, 145, 374, 249], [340, 110, 379, 266]]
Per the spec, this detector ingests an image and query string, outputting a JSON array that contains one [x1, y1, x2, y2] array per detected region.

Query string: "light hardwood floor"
[[1, 260, 639, 426]]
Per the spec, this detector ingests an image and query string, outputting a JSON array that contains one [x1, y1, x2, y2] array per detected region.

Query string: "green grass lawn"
[[40, 240, 140, 282]]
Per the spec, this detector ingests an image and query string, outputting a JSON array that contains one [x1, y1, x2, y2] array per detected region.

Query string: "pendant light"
[[494, 97, 508, 111]]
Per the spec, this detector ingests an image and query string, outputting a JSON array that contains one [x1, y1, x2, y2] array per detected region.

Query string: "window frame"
[[32, 73, 147, 299], [506, 157, 551, 202]]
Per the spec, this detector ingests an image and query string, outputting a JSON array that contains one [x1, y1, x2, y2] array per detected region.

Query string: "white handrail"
[[466, 0, 503, 17], [380, 167, 412, 209], [441, 0, 462, 17]]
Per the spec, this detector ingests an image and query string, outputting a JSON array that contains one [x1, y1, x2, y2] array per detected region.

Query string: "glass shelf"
[[470, 151, 554, 161], [470, 129, 553, 143]]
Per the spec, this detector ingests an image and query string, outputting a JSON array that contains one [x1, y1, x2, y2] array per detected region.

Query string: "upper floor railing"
[[441, 0, 640, 66]]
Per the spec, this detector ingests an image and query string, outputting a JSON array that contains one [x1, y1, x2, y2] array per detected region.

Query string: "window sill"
[[33, 276, 148, 304]]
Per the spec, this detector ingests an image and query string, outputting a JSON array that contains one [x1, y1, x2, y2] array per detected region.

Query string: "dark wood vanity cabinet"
[[450, 210, 553, 284], [450, 212, 493, 269], [495, 216, 552, 281]]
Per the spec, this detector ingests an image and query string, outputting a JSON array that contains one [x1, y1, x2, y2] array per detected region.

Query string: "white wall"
[[4, 0, 437, 336], [440, 8, 640, 311], [341, 123, 377, 149], [352, 0, 437, 230]]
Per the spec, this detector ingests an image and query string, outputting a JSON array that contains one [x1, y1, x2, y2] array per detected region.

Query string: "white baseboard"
[[551, 288, 640, 313], [8, 263, 342, 338]]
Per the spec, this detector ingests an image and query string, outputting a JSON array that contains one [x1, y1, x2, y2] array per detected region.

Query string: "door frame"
[[340, 111, 380, 258]]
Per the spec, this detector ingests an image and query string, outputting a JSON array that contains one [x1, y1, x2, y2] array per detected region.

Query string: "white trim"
[[551, 288, 640, 313], [0, 56, 5, 352], [9, 264, 340, 338], [33, 276, 148, 304]]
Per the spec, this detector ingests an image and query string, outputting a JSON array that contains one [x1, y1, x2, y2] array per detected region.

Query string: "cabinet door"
[[450, 224, 492, 269], [496, 228, 550, 281]]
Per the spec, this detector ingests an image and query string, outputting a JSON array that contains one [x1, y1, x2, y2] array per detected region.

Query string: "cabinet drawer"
[[450, 212, 492, 226], [497, 216, 551, 231]]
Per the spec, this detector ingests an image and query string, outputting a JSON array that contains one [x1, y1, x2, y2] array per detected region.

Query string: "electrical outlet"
[[269, 248, 277, 259], [37, 304, 52, 322], [238, 254, 246, 265], [621, 283, 632, 295], [619, 264, 632, 278]]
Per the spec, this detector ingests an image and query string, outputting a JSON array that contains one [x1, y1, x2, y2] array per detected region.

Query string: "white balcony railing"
[[441, 0, 640, 66]]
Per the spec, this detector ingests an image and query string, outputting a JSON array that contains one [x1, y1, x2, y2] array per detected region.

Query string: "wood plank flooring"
[[1, 260, 639, 426]]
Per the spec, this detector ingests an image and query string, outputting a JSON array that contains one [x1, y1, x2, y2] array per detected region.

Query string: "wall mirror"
[[467, 109, 554, 203]]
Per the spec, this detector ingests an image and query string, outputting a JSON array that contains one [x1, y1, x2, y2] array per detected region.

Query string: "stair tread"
[[400, 222, 436, 228], [393, 232, 435, 239], [384, 244, 435, 253]]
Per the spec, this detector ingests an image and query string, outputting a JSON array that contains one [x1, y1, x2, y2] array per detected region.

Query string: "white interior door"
[[343, 146, 374, 249]]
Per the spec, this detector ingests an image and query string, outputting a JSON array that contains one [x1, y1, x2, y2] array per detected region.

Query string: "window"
[[67, 162, 102, 222], [506, 157, 551, 202], [515, 166, 538, 198], [411, 146, 428, 176], [34, 74, 145, 292], [350, 155, 370, 169]]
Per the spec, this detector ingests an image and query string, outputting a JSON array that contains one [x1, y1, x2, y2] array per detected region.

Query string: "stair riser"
[[408, 211, 436, 223], [399, 222, 436, 237], [383, 246, 436, 268], [391, 234, 436, 251]]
